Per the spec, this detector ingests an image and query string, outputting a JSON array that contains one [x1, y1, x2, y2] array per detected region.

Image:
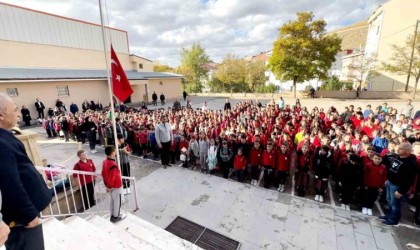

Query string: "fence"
[[36, 166, 139, 219]]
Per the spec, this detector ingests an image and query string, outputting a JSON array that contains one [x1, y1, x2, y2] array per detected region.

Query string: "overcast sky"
[[3, 0, 386, 67]]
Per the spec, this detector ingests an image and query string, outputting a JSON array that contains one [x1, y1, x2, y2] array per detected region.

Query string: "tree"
[[256, 84, 276, 93], [216, 54, 247, 92], [347, 54, 377, 90], [153, 62, 174, 72], [208, 73, 223, 92], [320, 76, 352, 90], [382, 31, 420, 97], [179, 43, 211, 93], [246, 61, 266, 92], [267, 12, 341, 98]]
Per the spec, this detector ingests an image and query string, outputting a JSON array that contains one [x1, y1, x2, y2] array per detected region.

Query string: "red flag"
[[111, 45, 133, 102]]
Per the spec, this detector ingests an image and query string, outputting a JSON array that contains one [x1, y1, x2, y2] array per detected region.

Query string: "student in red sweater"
[[170, 137, 178, 164], [361, 145, 375, 167], [275, 143, 291, 192], [261, 140, 276, 188], [133, 127, 141, 156], [361, 153, 386, 216], [73, 150, 97, 209], [102, 146, 126, 223], [139, 126, 149, 158], [234, 148, 247, 182], [248, 140, 263, 186]]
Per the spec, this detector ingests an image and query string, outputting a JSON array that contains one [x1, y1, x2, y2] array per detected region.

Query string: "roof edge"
[[129, 54, 153, 62], [0, 2, 128, 34]]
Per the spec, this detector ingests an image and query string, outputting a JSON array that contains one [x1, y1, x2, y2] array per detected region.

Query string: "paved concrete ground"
[[27, 96, 420, 250], [134, 166, 404, 250], [143, 95, 419, 115]]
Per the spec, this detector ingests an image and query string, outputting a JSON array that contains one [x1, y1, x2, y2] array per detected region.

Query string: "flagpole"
[[99, 0, 123, 173]]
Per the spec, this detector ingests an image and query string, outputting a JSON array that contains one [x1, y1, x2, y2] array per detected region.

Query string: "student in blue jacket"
[[372, 130, 389, 153]]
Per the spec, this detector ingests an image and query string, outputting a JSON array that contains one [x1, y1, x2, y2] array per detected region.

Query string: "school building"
[[0, 2, 183, 116]]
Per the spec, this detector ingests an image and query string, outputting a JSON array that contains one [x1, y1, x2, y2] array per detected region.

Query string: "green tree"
[[246, 61, 266, 92], [382, 32, 420, 96], [178, 42, 211, 93], [321, 76, 348, 90], [267, 12, 341, 98], [216, 54, 247, 92], [256, 84, 276, 93], [208, 74, 223, 92], [153, 62, 174, 72]]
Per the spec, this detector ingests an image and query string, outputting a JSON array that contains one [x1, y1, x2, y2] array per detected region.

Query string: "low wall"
[[14, 128, 43, 168], [314, 91, 415, 99], [196, 91, 417, 100], [196, 92, 302, 99]]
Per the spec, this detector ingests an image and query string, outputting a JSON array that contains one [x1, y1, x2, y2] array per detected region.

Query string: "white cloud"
[[2, 0, 387, 67]]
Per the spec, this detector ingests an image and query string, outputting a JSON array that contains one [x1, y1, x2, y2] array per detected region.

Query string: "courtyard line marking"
[[397, 223, 420, 231], [60, 154, 77, 164], [375, 201, 385, 216], [291, 175, 295, 196], [257, 169, 264, 186], [328, 181, 336, 207], [130, 154, 185, 168], [52, 142, 81, 165], [38, 140, 80, 144], [130, 154, 159, 161]]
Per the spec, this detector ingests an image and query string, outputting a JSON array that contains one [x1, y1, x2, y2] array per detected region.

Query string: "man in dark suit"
[[152, 92, 158, 106], [224, 98, 231, 110], [34, 98, 45, 119], [20, 105, 31, 126], [0, 93, 52, 250]]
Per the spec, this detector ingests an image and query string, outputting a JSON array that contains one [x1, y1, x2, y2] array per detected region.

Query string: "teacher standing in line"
[[155, 115, 173, 169]]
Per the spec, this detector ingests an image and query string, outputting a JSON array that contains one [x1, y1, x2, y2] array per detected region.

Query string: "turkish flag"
[[111, 45, 133, 102]]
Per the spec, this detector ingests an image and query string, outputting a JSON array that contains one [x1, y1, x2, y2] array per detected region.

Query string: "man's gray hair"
[[0, 93, 12, 114], [400, 142, 413, 152]]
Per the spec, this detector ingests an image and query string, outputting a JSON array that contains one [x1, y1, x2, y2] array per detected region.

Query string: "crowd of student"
[[40, 97, 420, 226]]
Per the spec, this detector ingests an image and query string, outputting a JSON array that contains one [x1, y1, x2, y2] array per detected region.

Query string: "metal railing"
[[35, 166, 139, 219]]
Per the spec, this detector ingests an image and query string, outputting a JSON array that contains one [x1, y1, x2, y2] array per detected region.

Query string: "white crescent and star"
[[111, 59, 121, 81]]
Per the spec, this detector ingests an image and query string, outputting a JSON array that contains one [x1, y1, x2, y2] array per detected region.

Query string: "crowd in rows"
[[35, 96, 420, 226]]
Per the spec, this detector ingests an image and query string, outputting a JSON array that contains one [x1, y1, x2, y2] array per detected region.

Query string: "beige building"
[[340, 52, 364, 82], [0, 2, 183, 117], [364, 0, 420, 91], [328, 21, 369, 79]]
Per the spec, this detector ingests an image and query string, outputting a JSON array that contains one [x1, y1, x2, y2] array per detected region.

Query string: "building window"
[[7, 88, 18, 97], [57, 86, 69, 97], [139, 63, 143, 69]]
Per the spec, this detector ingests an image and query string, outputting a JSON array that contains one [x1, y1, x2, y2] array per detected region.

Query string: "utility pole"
[[405, 19, 419, 92]]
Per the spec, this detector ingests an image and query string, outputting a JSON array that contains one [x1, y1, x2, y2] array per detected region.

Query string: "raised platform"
[[40, 213, 202, 250]]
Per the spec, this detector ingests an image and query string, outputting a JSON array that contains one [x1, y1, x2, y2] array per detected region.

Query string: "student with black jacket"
[[338, 153, 363, 211], [313, 145, 332, 203]]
